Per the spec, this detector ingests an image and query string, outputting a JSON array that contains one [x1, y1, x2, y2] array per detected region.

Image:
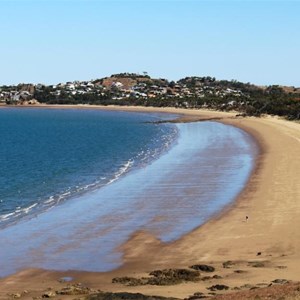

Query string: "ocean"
[[0, 108, 258, 277], [0, 108, 177, 227]]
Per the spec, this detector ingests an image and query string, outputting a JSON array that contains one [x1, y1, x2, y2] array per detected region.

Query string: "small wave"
[[107, 160, 134, 185], [0, 212, 15, 221], [44, 196, 55, 204], [61, 191, 71, 197], [23, 203, 38, 214], [0, 202, 39, 223]]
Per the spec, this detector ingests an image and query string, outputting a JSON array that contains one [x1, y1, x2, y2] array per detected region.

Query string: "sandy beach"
[[0, 105, 299, 299]]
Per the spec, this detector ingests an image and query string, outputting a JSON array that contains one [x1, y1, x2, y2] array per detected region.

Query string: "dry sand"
[[0, 105, 299, 299]]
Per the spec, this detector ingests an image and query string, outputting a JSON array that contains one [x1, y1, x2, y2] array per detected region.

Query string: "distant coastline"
[[1, 73, 299, 121]]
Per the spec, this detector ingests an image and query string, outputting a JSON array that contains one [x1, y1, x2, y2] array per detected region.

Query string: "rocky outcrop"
[[112, 268, 200, 286], [86, 292, 180, 300], [56, 283, 94, 295], [207, 284, 229, 291], [190, 264, 215, 272]]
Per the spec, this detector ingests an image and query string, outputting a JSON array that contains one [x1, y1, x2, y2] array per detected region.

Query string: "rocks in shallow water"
[[190, 264, 215, 272], [207, 284, 229, 291], [85, 292, 180, 300]]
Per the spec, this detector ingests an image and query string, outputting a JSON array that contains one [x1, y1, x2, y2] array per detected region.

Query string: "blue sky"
[[0, 0, 299, 86]]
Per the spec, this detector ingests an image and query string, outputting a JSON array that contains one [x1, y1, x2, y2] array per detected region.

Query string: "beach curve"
[[0, 106, 299, 300]]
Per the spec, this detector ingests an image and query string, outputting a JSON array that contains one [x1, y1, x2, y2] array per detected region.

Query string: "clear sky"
[[1, 0, 299, 86]]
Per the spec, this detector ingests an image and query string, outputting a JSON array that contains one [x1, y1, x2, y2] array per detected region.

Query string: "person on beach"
[[246, 215, 249, 222]]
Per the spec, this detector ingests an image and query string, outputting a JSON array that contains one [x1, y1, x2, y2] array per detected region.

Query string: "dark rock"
[[190, 265, 215, 272], [272, 279, 290, 284], [149, 268, 200, 283], [186, 293, 208, 300], [200, 276, 211, 281], [248, 261, 265, 268], [222, 261, 234, 268], [234, 270, 247, 274], [146, 277, 182, 286], [276, 265, 287, 269], [194, 293, 207, 299], [112, 277, 147, 286], [240, 284, 254, 289], [193, 292, 205, 297], [42, 291, 56, 298], [256, 283, 269, 286], [85, 292, 180, 300], [56, 284, 92, 295], [212, 275, 222, 279], [113, 269, 200, 286], [257, 252, 262, 256], [207, 284, 229, 291], [199, 274, 221, 282], [236, 113, 247, 118]]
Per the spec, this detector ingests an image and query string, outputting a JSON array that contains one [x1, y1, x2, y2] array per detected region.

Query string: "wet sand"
[[0, 105, 299, 299]]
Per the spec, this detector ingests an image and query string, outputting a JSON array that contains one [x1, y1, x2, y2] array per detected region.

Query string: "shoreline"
[[0, 105, 299, 299]]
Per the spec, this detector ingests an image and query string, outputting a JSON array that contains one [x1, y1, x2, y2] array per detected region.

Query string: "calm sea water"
[[0, 108, 258, 277], [0, 108, 177, 227]]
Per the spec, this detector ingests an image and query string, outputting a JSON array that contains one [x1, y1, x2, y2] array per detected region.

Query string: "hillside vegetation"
[[1, 73, 299, 120]]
